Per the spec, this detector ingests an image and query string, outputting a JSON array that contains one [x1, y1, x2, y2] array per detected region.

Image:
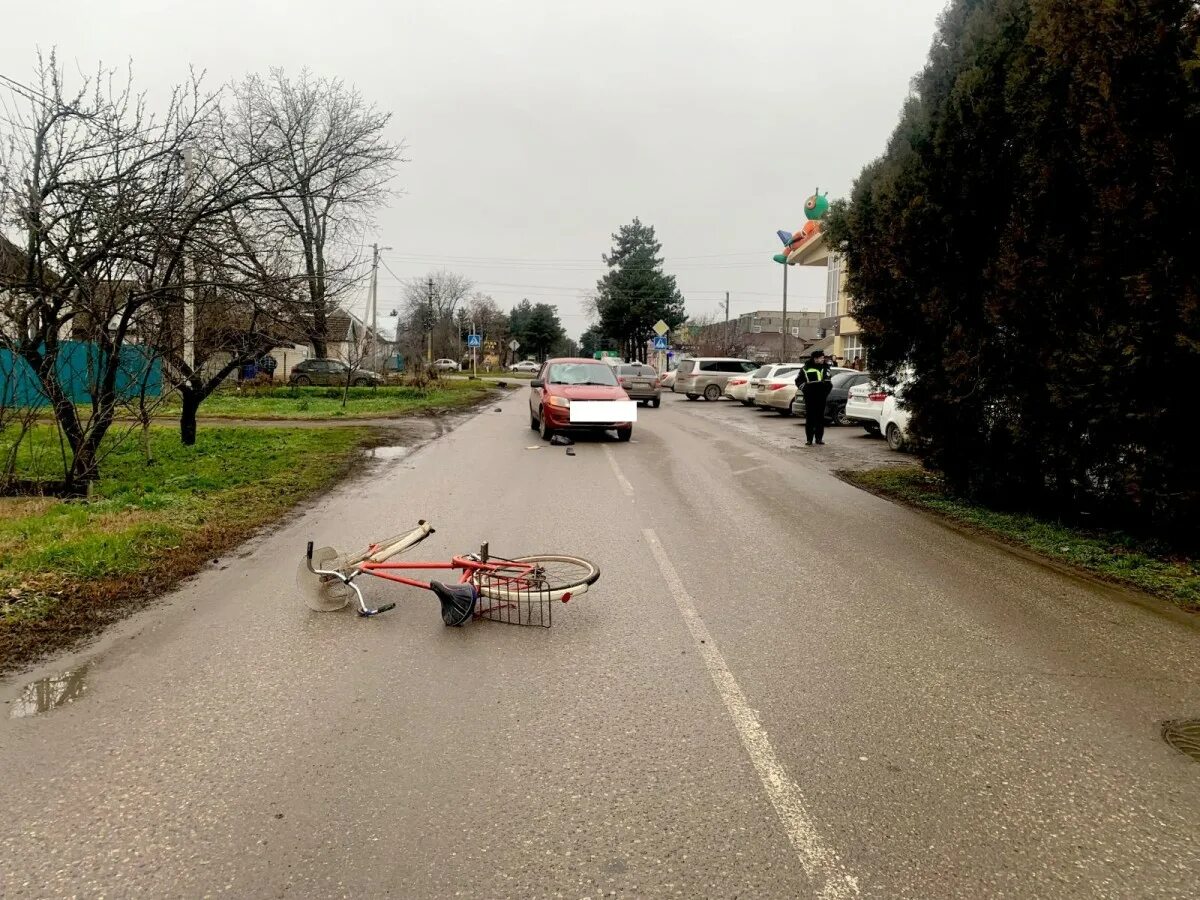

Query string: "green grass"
[[158, 381, 492, 420], [1, 425, 370, 670], [842, 467, 1199, 611]]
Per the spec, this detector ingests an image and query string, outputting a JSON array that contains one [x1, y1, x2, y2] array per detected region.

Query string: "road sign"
[[652, 336, 668, 350], [467, 334, 481, 348], [509, 339, 520, 351], [652, 319, 669, 337]]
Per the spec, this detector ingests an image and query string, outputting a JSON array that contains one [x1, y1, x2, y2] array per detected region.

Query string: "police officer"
[[797, 349, 833, 446]]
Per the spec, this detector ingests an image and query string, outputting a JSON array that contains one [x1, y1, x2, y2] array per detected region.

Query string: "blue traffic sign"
[[652, 336, 668, 350], [467, 334, 481, 348]]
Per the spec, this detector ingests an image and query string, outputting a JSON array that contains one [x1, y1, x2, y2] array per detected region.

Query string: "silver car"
[[616, 363, 661, 407], [672, 357, 757, 401]]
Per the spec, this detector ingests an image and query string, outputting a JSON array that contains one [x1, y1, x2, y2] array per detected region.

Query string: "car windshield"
[[751, 366, 772, 378], [831, 372, 860, 387], [547, 363, 619, 386]]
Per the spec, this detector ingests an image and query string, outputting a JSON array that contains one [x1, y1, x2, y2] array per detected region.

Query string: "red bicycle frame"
[[359, 555, 535, 590]]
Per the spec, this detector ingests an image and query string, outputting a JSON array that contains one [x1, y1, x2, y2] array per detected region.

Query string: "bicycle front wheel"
[[477, 554, 599, 602]]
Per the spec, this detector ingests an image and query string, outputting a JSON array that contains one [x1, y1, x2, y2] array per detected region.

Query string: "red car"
[[529, 358, 636, 442]]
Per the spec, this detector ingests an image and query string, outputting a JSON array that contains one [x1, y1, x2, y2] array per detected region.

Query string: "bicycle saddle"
[[430, 581, 477, 626]]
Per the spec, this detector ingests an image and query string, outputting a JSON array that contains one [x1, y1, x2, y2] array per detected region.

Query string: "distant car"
[[432, 358, 460, 372], [660, 369, 678, 390], [616, 363, 661, 407], [672, 357, 757, 401], [528, 358, 634, 441], [510, 360, 541, 373], [288, 359, 384, 387], [794, 371, 872, 424], [757, 367, 855, 416]]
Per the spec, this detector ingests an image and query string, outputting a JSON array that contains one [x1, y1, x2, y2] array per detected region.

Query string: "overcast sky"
[[2, 0, 947, 339]]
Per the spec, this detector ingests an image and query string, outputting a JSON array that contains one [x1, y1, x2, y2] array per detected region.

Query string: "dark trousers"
[[805, 417, 824, 443]]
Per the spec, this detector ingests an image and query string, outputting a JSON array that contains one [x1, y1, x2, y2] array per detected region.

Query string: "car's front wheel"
[[539, 411, 554, 441], [529, 412, 539, 431], [649, 397, 660, 408], [703, 384, 721, 401], [293, 375, 311, 386], [616, 426, 632, 442]]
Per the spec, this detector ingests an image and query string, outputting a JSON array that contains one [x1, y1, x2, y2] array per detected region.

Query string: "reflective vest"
[[803, 367, 826, 382]]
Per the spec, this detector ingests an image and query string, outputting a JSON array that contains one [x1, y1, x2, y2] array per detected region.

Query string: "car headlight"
[[548, 396, 571, 408]]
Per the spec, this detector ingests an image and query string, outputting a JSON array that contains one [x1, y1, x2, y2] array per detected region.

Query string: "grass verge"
[[0, 426, 371, 674], [160, 380, 492, 420], [840, 466, 1199, 612]]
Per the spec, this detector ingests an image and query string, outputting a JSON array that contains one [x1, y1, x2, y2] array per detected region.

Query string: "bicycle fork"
[[305, 541, 396, 617]]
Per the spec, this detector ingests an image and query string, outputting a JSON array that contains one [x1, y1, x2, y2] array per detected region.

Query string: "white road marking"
[[730, 464, 769, 476], [642, 527, 861, 900], [603, 445, 635, 497]]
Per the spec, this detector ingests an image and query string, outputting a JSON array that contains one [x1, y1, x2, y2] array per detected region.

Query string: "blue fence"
[[0, 342, 162, 408]]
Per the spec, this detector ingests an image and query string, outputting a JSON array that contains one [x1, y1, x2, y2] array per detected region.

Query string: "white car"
[[745, 363, 803, 407], [510, 360, 541, 373], [844, 382, 887, 434], [660, 369, 677, 390], [432, 358, 461, 372], [845, 370, 914, 439], [757, 366, 855, 416], [724, 374, 753, 404], [880, 390, 913, 451]]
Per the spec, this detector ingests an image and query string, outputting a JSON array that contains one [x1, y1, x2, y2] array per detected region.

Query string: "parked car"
[[746, 363, 804, 407], [288, 359, 384, 387], [660, 369, 678, 390], [880, 389, 913, 451], [845, 370, 914, 435], [672, 357, 757, 401], [794, 371, 872, 424], [757, 367, 856, 416], [616, 363, 661, 407], [724, 373, 753, 404], [529, 358, 634, 442], [510, 360, 541, 373], [432, 358, 460, 372]]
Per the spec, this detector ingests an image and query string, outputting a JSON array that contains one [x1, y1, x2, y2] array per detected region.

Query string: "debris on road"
[[566, 447, 576, 456], [550, 434, 574, 446]]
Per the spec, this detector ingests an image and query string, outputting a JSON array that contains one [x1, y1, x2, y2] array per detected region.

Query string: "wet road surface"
[[2, 391, 1198, 898]]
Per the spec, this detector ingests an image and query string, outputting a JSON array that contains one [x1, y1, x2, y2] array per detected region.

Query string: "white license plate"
[[570, 400, 638, 423]]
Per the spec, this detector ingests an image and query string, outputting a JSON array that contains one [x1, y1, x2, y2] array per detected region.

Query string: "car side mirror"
[[531, 379, 543, 388]]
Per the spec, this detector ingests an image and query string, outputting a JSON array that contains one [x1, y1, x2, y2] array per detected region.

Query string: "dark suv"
[[288, 359, 384, 387]]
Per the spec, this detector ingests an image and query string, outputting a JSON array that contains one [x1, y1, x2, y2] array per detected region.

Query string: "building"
[[684, 309, 824, 361], [787, 230, 864, 364]]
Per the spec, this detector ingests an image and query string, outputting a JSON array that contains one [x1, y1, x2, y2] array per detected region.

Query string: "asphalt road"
[[2, 391, 1198, 899]]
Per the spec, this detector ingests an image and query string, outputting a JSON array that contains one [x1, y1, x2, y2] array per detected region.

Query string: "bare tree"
[[0, 54, 311, 479], [399, 271, 474, 363], [232, 69, 404, 358]]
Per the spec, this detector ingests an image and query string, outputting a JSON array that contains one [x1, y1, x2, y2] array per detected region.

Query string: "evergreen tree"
[[826, 0, 1200, 542], [595, 219, 686, 361]]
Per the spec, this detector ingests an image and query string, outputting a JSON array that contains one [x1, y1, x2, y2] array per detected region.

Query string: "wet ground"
[[1, 390, 1197, 898]]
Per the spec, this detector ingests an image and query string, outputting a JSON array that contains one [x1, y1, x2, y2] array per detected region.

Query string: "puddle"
[[367, 445, 410, 460], [8, 666, 90, 719]]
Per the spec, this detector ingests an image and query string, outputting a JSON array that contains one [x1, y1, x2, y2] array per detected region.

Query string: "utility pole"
[[367, 242, 392, 371], [426, 277, 434, 364], [781, 262, 789, 363], [724, 291, 731, 353]]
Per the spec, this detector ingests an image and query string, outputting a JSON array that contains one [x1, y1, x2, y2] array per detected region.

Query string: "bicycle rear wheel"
[[476, 555, 599, 601], [474, 555, 599, 627]]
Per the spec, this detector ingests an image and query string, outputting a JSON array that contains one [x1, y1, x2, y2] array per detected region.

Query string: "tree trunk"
[[180, 389, 202, 446]]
